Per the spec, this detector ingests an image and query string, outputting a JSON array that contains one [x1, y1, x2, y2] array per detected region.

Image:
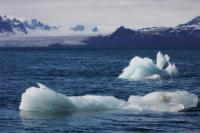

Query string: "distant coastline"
[[1, 16, 200, 48]]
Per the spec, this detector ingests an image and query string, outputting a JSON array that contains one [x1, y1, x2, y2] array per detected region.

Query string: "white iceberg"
[[19, 83, 125, 113], [124, 91, 198, 112], [118, 51, 178, 81], [19, 83, 198, 113]]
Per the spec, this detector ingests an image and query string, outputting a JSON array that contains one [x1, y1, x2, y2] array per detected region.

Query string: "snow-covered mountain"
[[24, 19, 57, 31], [178, 16, 200, 27], [92, 26, 98, 32], [84, 16, 200, 48], [70, 25, 85, 32], [0, 15, 58, 35], [0, 15, 112, 37], [70, 25, 99, 32]]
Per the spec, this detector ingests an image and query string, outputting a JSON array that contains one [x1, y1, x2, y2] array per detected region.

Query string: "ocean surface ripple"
[[0, 48, 200, 132]]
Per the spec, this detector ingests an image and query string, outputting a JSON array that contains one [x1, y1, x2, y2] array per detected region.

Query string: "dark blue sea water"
[[0, 48, 200, 132]]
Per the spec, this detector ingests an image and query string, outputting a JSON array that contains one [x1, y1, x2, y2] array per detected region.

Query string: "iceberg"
[[124, 91, 198, 112], [19, 83, 125, 113], [19, 83, 76, 113], [19, 83, 198, 113], [118, 51, 178, 81]]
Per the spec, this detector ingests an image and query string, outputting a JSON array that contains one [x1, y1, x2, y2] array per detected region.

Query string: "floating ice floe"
[[19, 83, 198, 113], [118, 51, 178, 81]]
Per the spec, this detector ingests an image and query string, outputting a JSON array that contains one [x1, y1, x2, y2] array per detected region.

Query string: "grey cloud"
[[0, 0, 199, 29]]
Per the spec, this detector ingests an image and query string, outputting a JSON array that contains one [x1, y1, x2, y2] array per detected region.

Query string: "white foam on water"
[[19, 83, 198, 113], [118, 51, 178, 81]]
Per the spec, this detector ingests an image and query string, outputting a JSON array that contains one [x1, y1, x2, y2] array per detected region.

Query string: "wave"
[[118, 51, 178, 81], [19, 83, 198, 113]]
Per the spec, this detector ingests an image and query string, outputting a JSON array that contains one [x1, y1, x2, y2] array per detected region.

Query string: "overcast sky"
[[0, 0, 200, 29]]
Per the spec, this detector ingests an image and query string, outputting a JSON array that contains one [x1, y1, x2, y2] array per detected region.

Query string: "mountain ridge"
[[84, 16, 200, 48], [0, 15, 58, 35]]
